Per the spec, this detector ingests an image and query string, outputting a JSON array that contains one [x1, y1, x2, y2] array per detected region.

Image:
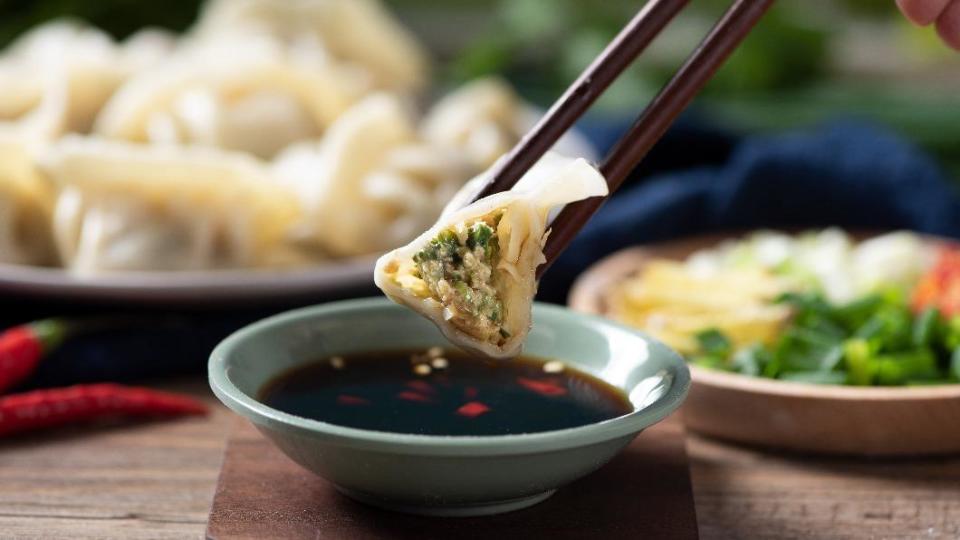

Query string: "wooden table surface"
[[2, 378, 958, 540]]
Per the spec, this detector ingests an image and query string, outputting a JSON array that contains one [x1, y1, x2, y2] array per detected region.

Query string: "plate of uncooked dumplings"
[[0, 0, 593, 304]]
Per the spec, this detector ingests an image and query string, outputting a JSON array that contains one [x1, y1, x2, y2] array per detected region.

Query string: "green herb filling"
[[413, 215, 506, 344]]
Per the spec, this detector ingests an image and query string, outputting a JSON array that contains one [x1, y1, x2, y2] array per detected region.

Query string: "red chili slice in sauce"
[[405, 380, 435, 394], [336, 394, 371, 406], [397, 391, 433, 403], [516, 377, 568, 397], [456, 401, 491, 418]]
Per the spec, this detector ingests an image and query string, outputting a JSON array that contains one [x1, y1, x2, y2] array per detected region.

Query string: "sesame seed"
[[330, 356, 345, 369], [413, 364, 432, 376], [431, 357, 449, 369], [427, 347, 444, 358], [543, 361, 565, 373]]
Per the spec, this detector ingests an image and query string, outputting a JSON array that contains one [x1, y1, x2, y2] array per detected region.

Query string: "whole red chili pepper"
[[0, 319, 67, 394], [0, 383, 208, 437]]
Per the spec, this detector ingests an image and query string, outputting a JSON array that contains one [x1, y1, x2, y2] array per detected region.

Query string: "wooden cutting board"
[[206, 413, 698, 540]]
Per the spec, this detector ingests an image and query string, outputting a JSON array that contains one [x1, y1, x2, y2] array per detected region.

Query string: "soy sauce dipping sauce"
[[259, 348, 634, 436]]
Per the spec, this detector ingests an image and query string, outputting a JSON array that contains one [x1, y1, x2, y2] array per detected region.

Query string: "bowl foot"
[[336, 488, 557, 517]]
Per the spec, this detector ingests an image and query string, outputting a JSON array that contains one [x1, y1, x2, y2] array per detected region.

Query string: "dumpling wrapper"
[[273, 93, 471, 257], [94, 34, 367, 158], [421, 78, 522, 172], [40, 136, 300, 273], [193, 0, 429, 92], [375, 152, 608, 358], [0, 21, 174, 143], [0, 136, 56, 266]]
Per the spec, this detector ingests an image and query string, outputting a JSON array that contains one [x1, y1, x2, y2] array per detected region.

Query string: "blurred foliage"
[[449, 0, 842, 104], [445, 0, 960, 172], [842, 0, 901, 16]]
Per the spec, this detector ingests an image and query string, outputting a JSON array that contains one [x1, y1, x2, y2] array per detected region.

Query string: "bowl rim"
[[209, 297, 690, 456], [568, 234, 960, 399], [689, 364, 960, 399]]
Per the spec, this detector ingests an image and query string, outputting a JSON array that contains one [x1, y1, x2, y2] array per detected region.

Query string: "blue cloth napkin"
[[538, 120, 960, 303]]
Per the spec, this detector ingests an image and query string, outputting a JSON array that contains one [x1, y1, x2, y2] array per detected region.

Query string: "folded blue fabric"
[[539, 121, 960, 302]]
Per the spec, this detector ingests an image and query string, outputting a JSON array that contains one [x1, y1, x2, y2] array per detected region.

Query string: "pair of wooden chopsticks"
[[467, 0, 775, 278]]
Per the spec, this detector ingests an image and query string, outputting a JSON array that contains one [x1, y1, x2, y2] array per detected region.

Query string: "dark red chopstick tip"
[[456, 401, 491, 418], [336, 395, 371, 406], [517, 377, 568, 397]]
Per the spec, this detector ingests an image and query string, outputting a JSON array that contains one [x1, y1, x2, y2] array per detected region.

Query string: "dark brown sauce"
[[258, 348, 633, 436]]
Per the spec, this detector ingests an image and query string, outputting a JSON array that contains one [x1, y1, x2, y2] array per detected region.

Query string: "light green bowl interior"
[[210, 297, 689, 453]]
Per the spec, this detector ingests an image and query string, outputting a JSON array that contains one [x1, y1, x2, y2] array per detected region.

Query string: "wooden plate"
[[568, 232, 960, 456]]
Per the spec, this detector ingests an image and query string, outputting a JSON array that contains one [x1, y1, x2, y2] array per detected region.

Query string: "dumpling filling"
[[412, 212, 507, 345]]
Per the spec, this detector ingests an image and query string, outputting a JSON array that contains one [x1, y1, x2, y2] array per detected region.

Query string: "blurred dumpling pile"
[[272, 94, 472, 257], [93, 34, 368, 159], [193, 0, 428, 93], [422, 79, 526, 171], [0, 21, 174, 143], [0, 0, 561, 275], [43, 136, 301, 273], [0, 21, 174, 267]]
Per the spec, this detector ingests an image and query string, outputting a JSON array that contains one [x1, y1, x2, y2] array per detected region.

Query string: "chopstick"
[[539, 0, 775, 278], [469, 0, 690, 202], [464, 0, 775, 279]]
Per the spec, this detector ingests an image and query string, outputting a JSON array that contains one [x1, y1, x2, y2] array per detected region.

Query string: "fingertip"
[[898, 0, 951, 26], [936, 1, 960, 50]]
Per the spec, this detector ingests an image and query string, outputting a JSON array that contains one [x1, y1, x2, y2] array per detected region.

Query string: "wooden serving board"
[[206, 414, 698, 540]]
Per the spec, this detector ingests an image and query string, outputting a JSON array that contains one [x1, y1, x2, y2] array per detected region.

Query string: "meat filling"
[[413, 213, 508, 344]]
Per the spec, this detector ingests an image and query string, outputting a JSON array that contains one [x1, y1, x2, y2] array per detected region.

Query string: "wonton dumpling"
[[0, 137, 56, 266], [94, 34, 367, 158], [194, 0, 429, 92], [375, 153, 608, 358], [273, 93, 471, 257], [41, 136, 300, 273]]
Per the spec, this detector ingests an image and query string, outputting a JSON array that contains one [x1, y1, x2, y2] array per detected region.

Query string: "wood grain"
[[206, 414, 699, 540], [0, 379, 233, 540], [689, 432, 960, 539], [2, 378, 959, 539], [567, 233, 960, 456]]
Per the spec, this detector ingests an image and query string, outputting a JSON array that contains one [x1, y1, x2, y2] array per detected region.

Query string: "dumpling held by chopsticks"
[[375, 153, 607, 358]]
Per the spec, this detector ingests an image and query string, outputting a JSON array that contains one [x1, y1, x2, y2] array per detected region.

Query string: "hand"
[[897, 0, 960, 49]]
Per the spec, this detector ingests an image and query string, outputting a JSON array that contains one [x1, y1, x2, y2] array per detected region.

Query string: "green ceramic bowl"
[[209, 298, 689, 516]]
